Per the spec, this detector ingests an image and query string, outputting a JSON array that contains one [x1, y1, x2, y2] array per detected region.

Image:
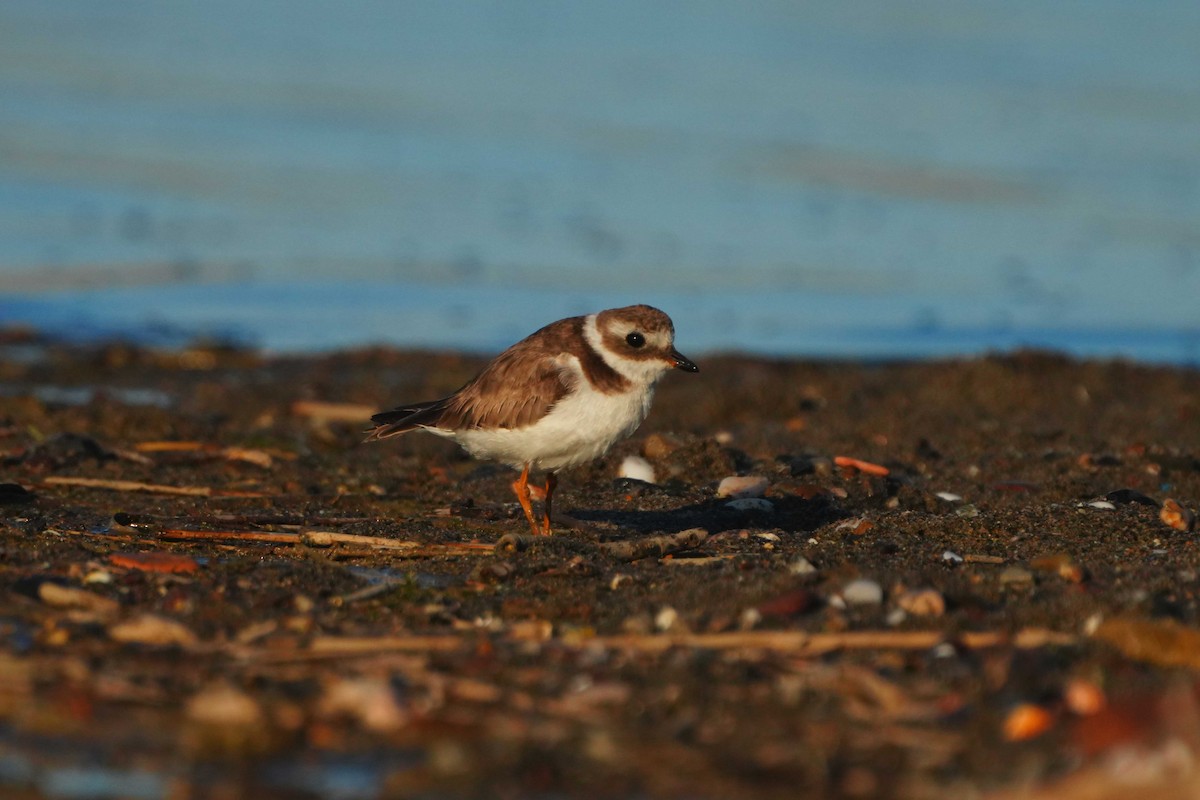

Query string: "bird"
[[365, 304, 698, 536]]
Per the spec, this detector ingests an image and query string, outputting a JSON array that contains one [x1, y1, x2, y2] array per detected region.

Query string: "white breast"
[[440, 379, 656, 471]]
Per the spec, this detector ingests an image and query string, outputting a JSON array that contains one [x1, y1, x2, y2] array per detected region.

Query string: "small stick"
[[149, 526, 493, 556], [834, 456, 890, 477], [43, 476, 214, 497], [233, 626, 1073, 664], [291, 400, 376, 423], [964, 554, 1006, 564], [591, 627, 1075, 655], [598, 528, 709, 562]]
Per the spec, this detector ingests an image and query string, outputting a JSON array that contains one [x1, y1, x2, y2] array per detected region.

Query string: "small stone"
[[942, 550, 964, 565], [935, 492, 963, 502], [955, 504, 980, 518], [609, 573, 632, 591], [842, 579, 883, 606], [834, 517, 874, 535], [999, 566, 1034, 588], [755, 532, 780, 542], [317, 677, 408, 733], [717, 476, 769, 498], [896, 588, 946, 617], [725, 498, 774, 513], [1030, 553, 1085, 583], [1002, 703, 1054, 741], [757, 589, 816, 618], [1086, 500, 1117, 511], [886, 608, 907, 626], [738, 608, 762, 630], [108, 614, 198, 648], [182, 680, 272, 757], [788, 557, 817, 576], [714, 430, 734, 445], [38, 583, 120, 618], [617, 455, 656, 484], [1063, 678, 1106, 716], [655, 606, 679, 632], [1161, 498, 1196, 532], [642, 433, 683, 460], [930, 642, 957, 659]]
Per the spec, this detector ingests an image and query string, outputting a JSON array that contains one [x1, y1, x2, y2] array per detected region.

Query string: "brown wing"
[[365, 317, 581, 440], [439, 337, 576, 430]]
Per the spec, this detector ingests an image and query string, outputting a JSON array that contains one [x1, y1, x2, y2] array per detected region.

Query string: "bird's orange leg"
[[540, 472, 558, 536], [510, 464, 541, 537]]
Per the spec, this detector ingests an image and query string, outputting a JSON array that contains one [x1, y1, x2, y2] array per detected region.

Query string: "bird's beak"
[[670, 348, 699, 373]]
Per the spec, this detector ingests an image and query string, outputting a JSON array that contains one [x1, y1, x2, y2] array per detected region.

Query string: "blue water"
[[1, 1, 1198, 361]]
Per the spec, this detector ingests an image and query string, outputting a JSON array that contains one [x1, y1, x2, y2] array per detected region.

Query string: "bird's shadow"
[[568, 490, 849, 539]]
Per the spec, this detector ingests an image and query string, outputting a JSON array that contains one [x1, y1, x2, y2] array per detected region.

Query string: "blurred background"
[[2, 0, 1198, 361]]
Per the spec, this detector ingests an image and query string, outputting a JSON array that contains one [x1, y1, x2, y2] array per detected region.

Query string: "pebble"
[[655, 606, 680, 632], [187, 682, 263, 727], [935, 492, 963, 502], [317, 677, 408, 733], [1003, 703, 1054, 741], [617, 455, 656, 484], [999, 566, 1034, 587], [842, 579, 884, 606], [896, 588, 946, 617], [108, 613, 198, 648], [1030, 553, 1085, 583], [754, 532, 780, 542], [38, 583, 120, 618], [1063, 678, 1106, 716], [1161, 498, 1196, 532], [942, 550, 964, 565], [757, 589, 816, 617], [641, 433, 682, 460], [717, 475, 769, 498], [726, 498, 774, 513], [955, 504, 980, 518], [788, 557, 818, 576]]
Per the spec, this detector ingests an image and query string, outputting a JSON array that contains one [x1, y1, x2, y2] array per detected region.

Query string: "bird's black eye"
[[626, 331, 645, 348]]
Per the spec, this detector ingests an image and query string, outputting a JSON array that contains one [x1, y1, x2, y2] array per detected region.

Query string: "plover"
[[366, 305, 698, 535]]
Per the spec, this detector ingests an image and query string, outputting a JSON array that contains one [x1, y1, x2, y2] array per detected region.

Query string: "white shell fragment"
[[942, 550, 965, 564], [788, 557, 817, 576], [655, 606, 680, 632], [842, 579, 884, 605], [1085, 500, 1117, 511], [935, 492, 963, 502], [725, 498, 775, 513], [716, 476, 769, 498], [618, 455, 657, 484]]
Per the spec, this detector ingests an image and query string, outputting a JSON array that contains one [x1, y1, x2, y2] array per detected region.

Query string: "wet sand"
[[3, 335, 1200, 798]]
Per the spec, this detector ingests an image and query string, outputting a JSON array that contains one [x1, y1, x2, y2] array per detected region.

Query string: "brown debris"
[[1160, 498, 1196, 532], [834, 456, 890, 476], [1093, 617, 1200, 669]]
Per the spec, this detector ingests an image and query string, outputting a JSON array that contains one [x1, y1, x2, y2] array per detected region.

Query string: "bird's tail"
[[363, 398, 451, 442]]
